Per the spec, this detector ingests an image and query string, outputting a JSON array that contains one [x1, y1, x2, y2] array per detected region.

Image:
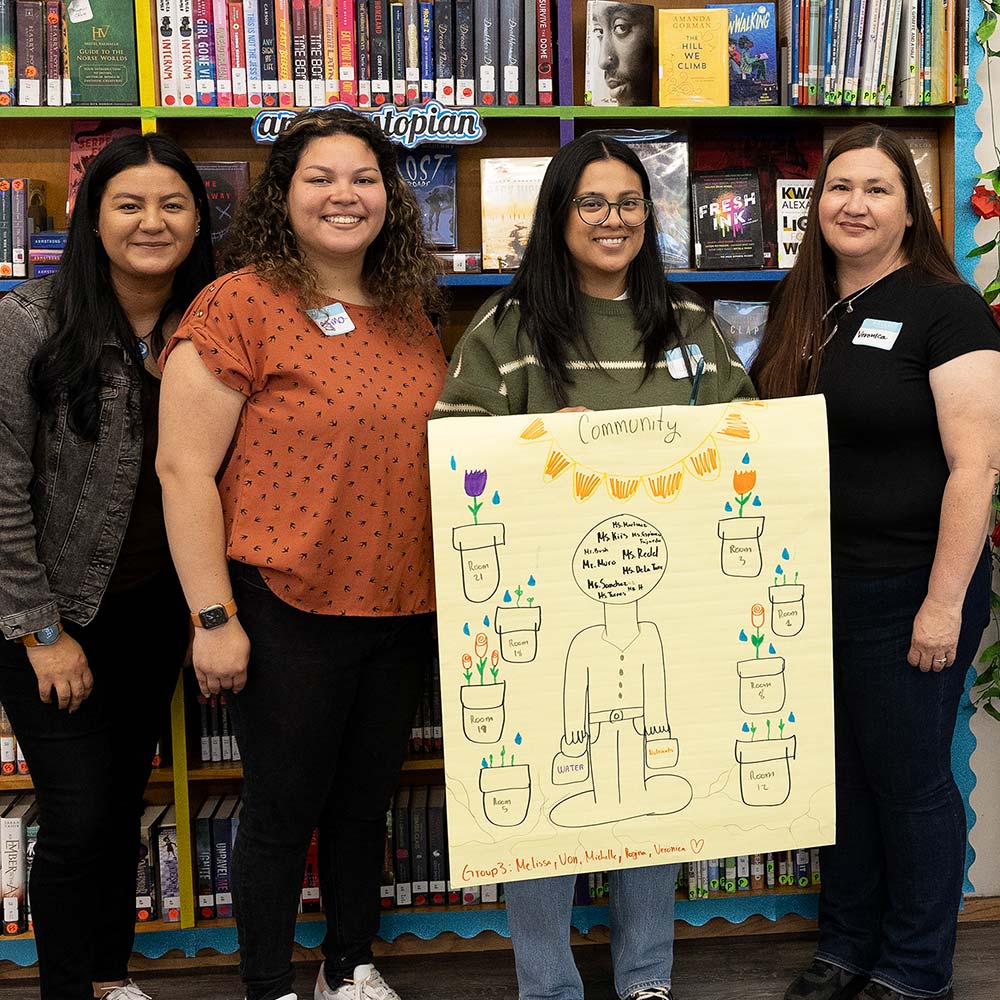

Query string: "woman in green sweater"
[[434, 133, 754, 1000]]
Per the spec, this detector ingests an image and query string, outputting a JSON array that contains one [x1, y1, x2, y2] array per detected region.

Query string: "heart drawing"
[[690, 838, 705, 855]]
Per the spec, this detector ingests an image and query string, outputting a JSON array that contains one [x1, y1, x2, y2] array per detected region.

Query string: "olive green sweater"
[[434, 287, 756, 416]]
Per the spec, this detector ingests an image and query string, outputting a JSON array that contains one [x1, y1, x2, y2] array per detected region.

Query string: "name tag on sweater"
[[306, 302, 355, 336], [663, 344, 704, 379], [852, 319, 902, 350]]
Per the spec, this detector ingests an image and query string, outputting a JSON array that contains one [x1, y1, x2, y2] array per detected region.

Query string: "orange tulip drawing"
[[727, 454, 760, 517]]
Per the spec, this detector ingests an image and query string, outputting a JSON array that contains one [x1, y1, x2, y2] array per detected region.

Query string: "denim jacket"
[[0, 277, 143, 639]]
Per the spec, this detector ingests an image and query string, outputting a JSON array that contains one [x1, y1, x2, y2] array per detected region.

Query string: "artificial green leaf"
[[983, 276, 1000, 303], [979, 640, 1000, 661], [967, 238, 999, 257], [982, 702, 1000, 723], [980, 14, 998, 44], [977, 167, 1000, 184]]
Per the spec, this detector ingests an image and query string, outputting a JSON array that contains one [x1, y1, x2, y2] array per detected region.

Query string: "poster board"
[[428, 397, 835, 887]]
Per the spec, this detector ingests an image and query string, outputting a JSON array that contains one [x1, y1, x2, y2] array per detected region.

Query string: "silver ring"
[[934, 656, 948, 665]]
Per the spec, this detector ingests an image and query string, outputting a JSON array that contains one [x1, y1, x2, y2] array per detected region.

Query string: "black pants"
[[227, 561, 432, 1000], [0, 569, 187, 1000]]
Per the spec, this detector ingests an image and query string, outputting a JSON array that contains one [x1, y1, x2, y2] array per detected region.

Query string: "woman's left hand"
[[907, 594, 962, 672]]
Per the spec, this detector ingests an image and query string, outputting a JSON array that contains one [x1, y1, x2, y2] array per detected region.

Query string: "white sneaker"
[[315, 962, 401, 1000], [98, 982, 152, 1000]]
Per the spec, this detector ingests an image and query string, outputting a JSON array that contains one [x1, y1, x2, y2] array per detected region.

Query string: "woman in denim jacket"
[[0, 135, 213, 1000]]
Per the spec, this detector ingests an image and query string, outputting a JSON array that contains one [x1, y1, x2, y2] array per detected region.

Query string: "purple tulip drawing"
[[465, 469, 488, 524]]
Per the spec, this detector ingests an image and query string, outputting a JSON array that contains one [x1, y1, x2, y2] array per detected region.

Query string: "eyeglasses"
[[571, 195, 653, 227]]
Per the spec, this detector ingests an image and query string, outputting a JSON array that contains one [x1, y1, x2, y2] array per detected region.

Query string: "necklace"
[[804, 267, 902, 361], [135, 329, 156, 361]]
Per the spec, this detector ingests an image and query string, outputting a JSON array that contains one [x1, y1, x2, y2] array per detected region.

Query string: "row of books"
[[0, 178, 48, 279], [155, 0, 557, 110], [0, 0, 139, 106], [788, 0, 971, 106], [676, 849, 821, 900], [195, 695, 242, 765]]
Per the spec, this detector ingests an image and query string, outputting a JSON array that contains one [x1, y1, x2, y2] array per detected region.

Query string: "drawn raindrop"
[[527, 575, 536, 586], [739, 629, 748, 641], [481, 758, 488, 768], [503, 590, 512, 603], [741, 452, 751, 465], [724, 501, 733, 512], [491, 490, 501, 504], [775, 564, 784, 575], [450, 456, 456, 470], [788, 712, 796, 722], [741, 722, 750, 732], [483, 615, 490, 627], [462, 622, 470, 636], [752, 496, 762, 506], [781, 547, 790, 560], [514, 732, 522, 745], [769, 643, 776, 654]]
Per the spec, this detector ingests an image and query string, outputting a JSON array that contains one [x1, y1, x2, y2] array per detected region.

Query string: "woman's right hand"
[[191, 618, 250, 697], [25, 633, 93, 712]]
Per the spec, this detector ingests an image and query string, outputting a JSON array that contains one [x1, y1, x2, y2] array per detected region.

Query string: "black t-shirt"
[[815, 266, 1000, 577]]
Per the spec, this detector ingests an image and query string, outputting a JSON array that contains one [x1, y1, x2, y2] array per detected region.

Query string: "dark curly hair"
[[226, 107, 443, 316]]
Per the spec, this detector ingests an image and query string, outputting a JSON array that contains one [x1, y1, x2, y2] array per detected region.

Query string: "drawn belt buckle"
[[610, 709, 625, 722]]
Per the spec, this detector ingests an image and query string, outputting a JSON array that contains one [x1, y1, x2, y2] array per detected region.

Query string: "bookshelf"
[[0, 0, 971, 969]]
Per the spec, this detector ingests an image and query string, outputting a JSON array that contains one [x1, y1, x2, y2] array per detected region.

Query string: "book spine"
[[794, 848, 811, 887], [1, 812, 25, 933], [880, 0, 904, 104], [475, 0, 498, 106], [209, 696, 222, 762], [393, 789, 412, 905], [403, 0, 418, 104], [498, 0, 521, 105], [736, 854, 750, 891], [751, 852, 765, 891], [432, 656, 443, 750], [16, 1, 43, 106], [212, 815, 233, 917], [707, 857, 720, 893], [433, 0, 452, 101], [219, 696, 232, 761], [24, 820, 38, 928], [157, 824, 181, 922], [842, 0, 867, 104], [10, 177, 26, 278], [301, 828, 322, 911], [789, 0, 799, 103], [409, 790, 428, 905], [44, 0, 61, 105], [0, 705, 14, 773], [418, 1, 432, 102], [15, 738, 27, 776], [810, 847, 821, 885], [724, 856, 736, 892], [198, 695, 210, 762], [453, 0, 472, 104], [390, 1, 405, 104], [135, 822, 157, 922], [535, 0, 551, 104], [357, 0, 372, 105], [244, 0, 262, 105], [320, 0, 339, 102], [193, 0, 218, 106], [172, 0, 196, 106], [822, 0, 836, 103], [0, 181, 12, 278], [337, 0, 357, 104], [273, 0, 293, 104], [307, 0, 326, 104], [257, 0, 277, 103], [380, 805, 395, 908], [370, 0, 389, 102], [765, 851, 776, 888], [59, 0, 69, 104], [212, 0, 233, 104], [0, 0, 14, 106], [290, 0, 309, 105], [522, 0, 535, 104]]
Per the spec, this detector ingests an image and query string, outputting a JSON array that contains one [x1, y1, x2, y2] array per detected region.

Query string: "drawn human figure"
[[549, 515, 692, 827]]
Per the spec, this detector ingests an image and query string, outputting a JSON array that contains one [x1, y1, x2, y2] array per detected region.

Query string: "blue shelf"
[[438, 270, 787, 287]]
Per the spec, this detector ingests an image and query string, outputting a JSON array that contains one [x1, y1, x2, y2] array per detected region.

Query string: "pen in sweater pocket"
[[688, 356, 706, 405]]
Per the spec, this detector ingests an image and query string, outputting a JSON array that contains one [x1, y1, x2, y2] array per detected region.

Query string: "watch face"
[[35, 625, 61, 645], [199, 605, 230, 629]]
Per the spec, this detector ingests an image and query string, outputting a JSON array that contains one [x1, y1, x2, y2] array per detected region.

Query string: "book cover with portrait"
[[479, 155, 550, 271], [706, 2, 779, 106], [398, 144, 458, 248], [584, 1, 655, 107], [690, 168, 764, 269]]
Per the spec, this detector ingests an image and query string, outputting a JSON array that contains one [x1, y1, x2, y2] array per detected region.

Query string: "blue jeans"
[[504, 863, 679, 1000], [816, 550, 989, 998]]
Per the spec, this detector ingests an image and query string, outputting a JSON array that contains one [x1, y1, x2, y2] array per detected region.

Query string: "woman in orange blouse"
[[157, 108, 447, 1000]]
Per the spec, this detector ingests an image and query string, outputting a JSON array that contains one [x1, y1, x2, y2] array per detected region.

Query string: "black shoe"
[[858, 985, 954, 1000], [624, 988, 673, 1000], [785, 960, 868, 1000]]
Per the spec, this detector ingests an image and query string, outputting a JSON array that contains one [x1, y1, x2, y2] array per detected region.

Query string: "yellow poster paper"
[[428, 397, 834, 887]]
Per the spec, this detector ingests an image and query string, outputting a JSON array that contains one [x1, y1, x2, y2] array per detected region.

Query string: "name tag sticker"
[[852, 319, 902, 351], [663, 344, 704, 379], [306, 301, 356, 336]]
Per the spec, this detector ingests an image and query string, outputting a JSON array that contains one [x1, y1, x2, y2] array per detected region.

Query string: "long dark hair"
[[226, 106, 443, 316], [496, 132, 682, 406], [751, 124, 961, 399], [30, 133, 214, 440]]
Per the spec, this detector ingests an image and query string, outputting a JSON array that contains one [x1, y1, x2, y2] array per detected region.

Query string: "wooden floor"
[[1, 925, 997, 1000]]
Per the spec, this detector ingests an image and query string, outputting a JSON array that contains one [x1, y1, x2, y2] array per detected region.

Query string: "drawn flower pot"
[[460, 681, 505, 743], [736, 656, 786, 714], [718, 516, 765, 577], [494, 606, 542, 663], [734, 735, 796, 807], [769, 584, 805, 636], [452, 523, 505, 603], [480, 763, 531, 826]]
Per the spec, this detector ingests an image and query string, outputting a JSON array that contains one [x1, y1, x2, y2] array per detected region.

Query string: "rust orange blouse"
[[164, 269, 447, 616]]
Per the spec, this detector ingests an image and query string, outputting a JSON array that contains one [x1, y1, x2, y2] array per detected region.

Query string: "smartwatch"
[[191, 598, 238, 630], [19, 622, 63, 647]]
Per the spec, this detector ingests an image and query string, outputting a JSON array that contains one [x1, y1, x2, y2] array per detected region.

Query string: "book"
[[479, 155, 550, 271], [176, 0, 198, 107], [191, 0, 217, 107], [0, 181, 11, 277], [403, 0, 418, 104], [776, 176, 814, 267], [0, 704, 14, 773], [1, 793, 35, 934], [212, 0, 233, 105], [157, 0, 180, 105], [244, 0, 263, 106], [690, 168, 765, 269], [301, 827, 321, 911], [598, 127, 690, 268], [427, 785, 447, 904], [454, 0, 473, 104], [433, 0, 453, 102], [259, 0, 278, 104], [136, 802, 168, 922], [474, 0, 498, 106], [0, 0, 14, 106], [16, 1, 43, 106], [522, 0, 535, 104], [751, 852, 765, 890], [707, 2, 779, 105], [24, 805, 38, 929], [212, 794, 239, 917], [291, 0, 309, 106], [409, 783, 428, 905], [657, 7, 729, 107], [357, 0, 373, 106], [195, 795, 220, 918], [156, 804, 181, 922], [44, 0, 62, 105], [321, 0, 338, 102], [275, 0, 293, 105], [393, 784, 412, 905], [390, 1, 405, 104], [64, 0, 139, 104], [337, 0, 358, 104], [498, 0, 522, 105], [584, 1, 654, 107], [713, 299, 768, 368], [418, 0, 432, 102], [66, 119, 141, 219], [370, 0, 390, 103], [11, 177, 46, 278], [399, 142, 459, 245], [535, 0, 553, 104], [307, 0, 326, 105], [736, 853, 750, 890], [380, 805, 395, 909]]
